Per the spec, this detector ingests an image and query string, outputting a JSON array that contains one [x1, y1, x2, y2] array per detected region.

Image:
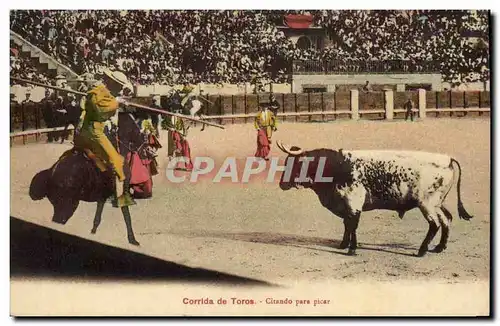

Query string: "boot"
[[112, 178, 136, 208]]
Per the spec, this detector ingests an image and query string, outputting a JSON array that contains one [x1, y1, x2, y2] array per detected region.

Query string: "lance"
[[197, 94, 215, 105], [66, 78, 215, 105], [11, 77, 225, 129], [66, 77, 215, 105]]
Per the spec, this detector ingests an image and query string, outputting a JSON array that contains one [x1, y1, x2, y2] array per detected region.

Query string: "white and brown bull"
[[276, 141, 473, 257]]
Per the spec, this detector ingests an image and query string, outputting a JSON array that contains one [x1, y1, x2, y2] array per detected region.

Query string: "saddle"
[[81, 148, 108, 172], [56, 147, 108, 173]]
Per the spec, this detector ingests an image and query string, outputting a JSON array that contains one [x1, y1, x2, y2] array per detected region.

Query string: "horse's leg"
[[72, 122, 78, 141], [46, 121, 54, 142], [60, 124, 68, 144], [65, 122, 72, 142], [200, 114, 205, 131], [91, 200, 106, 234], [53, 121, 60, 141], [118, 162, 139, 245], [121, 206, 140, 246]]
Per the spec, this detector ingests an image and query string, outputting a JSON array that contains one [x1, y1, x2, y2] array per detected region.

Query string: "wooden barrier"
[[10, 125, 74, 137], [425, 107, 490, 113], [200, 110, 353, 120], [194, 107, 486, 121], [10, 89, 491, 144]]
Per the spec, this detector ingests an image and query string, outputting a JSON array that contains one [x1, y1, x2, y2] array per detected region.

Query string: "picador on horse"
[[166, 82, 208, 131], [180, 82, 195, 108], [30, 68, 161, 245], [72, 69, 139, 207]]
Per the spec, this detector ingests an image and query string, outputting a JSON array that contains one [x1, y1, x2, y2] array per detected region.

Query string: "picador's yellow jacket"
[[74, 84, 125, 181], [180, 84, 195, 107]]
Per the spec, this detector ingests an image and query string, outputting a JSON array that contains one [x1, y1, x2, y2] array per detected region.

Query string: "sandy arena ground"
[[10, 117, 490, 285]]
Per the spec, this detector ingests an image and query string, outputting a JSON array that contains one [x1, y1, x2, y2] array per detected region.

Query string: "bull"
[[276, 141, 473, 257]]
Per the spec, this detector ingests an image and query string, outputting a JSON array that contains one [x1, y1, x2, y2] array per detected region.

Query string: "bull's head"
[[277, 141, 352, 192], [276, 141, 315, 191]]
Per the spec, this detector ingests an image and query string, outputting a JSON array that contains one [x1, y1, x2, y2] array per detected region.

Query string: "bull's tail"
[[450, 158, 473, 220], [29, 169, 51, 200]]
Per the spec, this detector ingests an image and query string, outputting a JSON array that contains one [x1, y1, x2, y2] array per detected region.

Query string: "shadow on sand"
[[10, 216, 275, 286], [161, 229, 419, 257]]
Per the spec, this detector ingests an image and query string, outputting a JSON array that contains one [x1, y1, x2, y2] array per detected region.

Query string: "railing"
[[10, 30, 80, 79], [292, 60, 440, 75], [10, 89, 490, 145], [200, 107, 488, 120], [11, 125, 74, 137]]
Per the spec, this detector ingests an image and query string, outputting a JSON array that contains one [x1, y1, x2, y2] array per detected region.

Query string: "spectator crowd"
[[10, 10, 489, 87], [10, 44, 51, 85]]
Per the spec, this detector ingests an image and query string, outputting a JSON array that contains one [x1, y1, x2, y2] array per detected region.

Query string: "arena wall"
[[199, 90, 490, 121], [11, 90, 490, 135], [292, 73, 443, 93]]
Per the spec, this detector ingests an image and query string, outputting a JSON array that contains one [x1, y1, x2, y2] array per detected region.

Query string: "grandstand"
[[10, 10, 490, 96], [291, 59, 443, 92]]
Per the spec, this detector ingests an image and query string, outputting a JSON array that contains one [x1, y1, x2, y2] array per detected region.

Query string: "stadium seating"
[[10, 10, 489, 87]]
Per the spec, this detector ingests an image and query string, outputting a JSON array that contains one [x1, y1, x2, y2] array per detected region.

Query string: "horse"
[[166, 90, 208, 131], [183, 97, 208, 131], [29, 112, 150, 246], [165, 90, 183, 113]]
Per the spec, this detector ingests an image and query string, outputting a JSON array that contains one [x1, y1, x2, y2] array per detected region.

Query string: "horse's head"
[[173, 91, 182, 103], [166, 91, 182, 112], [116, 112, 147, 153]]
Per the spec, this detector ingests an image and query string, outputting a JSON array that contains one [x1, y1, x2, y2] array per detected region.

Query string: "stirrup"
[[112, 193, 137, 208], [112, 175, 136, 208]]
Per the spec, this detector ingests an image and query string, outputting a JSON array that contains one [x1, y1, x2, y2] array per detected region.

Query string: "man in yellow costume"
[[74, 69, 135, 207], [163, 108, 193, 170], [180, 82, 195, 108], [254, 103, 277, 160]]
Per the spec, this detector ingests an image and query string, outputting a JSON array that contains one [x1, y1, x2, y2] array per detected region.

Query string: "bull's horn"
[[276, 140, 288, 153], [277, 141, 304, 155], [276, 140, 285, 152]]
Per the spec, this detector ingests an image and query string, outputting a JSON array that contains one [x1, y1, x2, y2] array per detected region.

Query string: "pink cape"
[[255, 129, 270, 158], [126, 151, 153, 198], [172, 131, 193, 170], [127, 151, 150, 185]]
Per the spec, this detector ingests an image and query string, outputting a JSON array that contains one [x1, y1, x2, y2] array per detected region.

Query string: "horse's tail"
[[29, 169, 51, 200]]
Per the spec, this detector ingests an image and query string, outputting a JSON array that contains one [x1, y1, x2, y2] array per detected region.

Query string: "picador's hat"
[[103, 69, 129, 87]]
